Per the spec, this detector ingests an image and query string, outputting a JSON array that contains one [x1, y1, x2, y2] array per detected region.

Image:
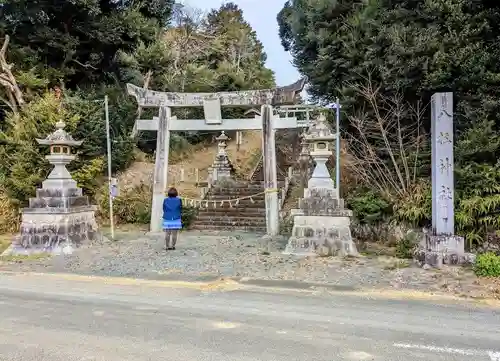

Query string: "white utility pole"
[[326, 100, 342, 191], [104, 95, 114, 240], [335, 98, 341, 191]]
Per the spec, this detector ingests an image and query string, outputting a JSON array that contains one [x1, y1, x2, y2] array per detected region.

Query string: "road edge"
[[1, 270, 499, 308]]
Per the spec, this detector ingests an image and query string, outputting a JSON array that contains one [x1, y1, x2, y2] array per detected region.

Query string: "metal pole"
[[335, 97, 340, 191], [104, 95, 115, 240]]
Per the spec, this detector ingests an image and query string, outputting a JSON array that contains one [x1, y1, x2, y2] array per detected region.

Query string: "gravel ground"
[[1, 230, 499, 299]]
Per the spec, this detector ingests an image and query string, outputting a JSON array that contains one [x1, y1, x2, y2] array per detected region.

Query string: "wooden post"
[[236, 131, 243, 151], [262, 104, 279, 236], [150, 106, 171, 233]]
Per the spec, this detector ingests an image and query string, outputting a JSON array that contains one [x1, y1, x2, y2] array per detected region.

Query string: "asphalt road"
[[0, 273, 499, 361]]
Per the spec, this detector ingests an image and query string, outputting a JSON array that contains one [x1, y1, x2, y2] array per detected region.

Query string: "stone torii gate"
[[127, 79, 307, 234]]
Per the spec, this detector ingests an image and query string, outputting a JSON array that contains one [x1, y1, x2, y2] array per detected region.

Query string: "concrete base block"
[[413, 234, 475, 268], [4, 210, 98, 256], [283, 215, 358, 257]]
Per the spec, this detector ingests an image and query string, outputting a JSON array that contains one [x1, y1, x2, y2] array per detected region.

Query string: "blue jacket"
[[163, 197, 182, 221]]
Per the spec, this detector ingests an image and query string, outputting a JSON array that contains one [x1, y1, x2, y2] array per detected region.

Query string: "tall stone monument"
[[283, 113, 358, 257], [3, 121, 98, 256], [209, 131, 234, 183], [415, 92, 472, 267]]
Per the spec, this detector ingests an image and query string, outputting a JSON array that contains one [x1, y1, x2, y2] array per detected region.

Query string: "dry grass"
[[0, 189, 18, 234], [0, 234, 12, 254]]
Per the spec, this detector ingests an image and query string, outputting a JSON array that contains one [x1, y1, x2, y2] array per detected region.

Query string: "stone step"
[[195, 215, 265, 223], [189, 224, 266, 232], [211, 182, 265, 187], [194, 218, 265, 224], [196, 208, 266, 215], [205, 197, 266, 203], [195, 203, 265, 209], [192, 223, 266, 230], [210, 182, 285, 190], [198, 208, 266, 217], [207, 195, 265, 201], [208, 187, 284, 193], [191, 223, 266, 229], [209, 188, 265, 193]]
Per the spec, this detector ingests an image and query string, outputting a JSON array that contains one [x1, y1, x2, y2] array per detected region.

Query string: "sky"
[[181, 0, 300, 87]]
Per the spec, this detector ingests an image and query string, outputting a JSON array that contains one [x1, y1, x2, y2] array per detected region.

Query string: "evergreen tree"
[[278, 0, 500, 241], [0, 0, 174, 88]]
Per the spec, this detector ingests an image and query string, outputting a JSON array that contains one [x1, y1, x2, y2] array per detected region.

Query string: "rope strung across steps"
[[176, 188, 279, 209]]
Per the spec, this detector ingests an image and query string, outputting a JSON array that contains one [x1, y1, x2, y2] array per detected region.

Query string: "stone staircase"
[[189, 181, 267, 232], [189, 129, 302, 233]]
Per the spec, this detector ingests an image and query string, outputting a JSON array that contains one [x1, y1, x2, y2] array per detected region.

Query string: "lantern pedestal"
[[284, 113, 357, 257]]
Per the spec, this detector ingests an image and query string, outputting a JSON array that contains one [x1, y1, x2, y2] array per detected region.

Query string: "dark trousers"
[[165, 230, 179, 248]]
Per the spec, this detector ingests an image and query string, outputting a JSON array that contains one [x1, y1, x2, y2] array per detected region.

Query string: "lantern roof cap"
[[36, 120, 83, 147]]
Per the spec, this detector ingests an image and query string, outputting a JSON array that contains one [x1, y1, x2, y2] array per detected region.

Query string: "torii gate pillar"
[[262, 105, 279, 236]]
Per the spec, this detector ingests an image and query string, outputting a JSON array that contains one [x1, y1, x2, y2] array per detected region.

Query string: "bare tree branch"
[[344, 78, 427, 201], [0, 35, 25, 115], [71, 59, 98, 70]]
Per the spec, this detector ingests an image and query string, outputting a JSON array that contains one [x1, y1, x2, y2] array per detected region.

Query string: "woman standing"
[[162, 187, 182, 250]]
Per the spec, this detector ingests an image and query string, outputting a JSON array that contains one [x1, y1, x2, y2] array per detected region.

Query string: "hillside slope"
[[118, 131, 262, 199]]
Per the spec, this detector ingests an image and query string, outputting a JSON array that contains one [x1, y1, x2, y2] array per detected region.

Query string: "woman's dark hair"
[[167, 187, 178, 198]]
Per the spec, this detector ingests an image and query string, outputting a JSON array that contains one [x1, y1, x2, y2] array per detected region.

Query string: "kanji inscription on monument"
[[431, 92, 454, 235]]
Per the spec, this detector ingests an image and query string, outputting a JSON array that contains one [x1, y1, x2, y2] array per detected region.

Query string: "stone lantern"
[[299, 130, 310, 161], [216, 131, 229, 156], [3, 120, 98, 256], [303, 112, 337, 195], [283, 111, 357, 258], [210, 131, 234, 183], [36, 120, 83, 190]]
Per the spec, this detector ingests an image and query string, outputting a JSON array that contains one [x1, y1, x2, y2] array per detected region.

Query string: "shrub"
[[181, 206, 198, 229], [395, 232, 419, 259], [98, 182, 198, 228], [474, 252, 500, 277], [393, 179, 432, 228], [346, 188, 394, 243], [98, 183, 152, 224], [280, 215, 294, 237], [72, 157, 105, 200], [347, 189, 391, 225]]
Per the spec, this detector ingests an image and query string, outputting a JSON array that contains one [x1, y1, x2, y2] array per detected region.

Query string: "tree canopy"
[[0, 0, 175, 88], [0, 1, 275, 231], [278, 0, 500, 126]]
